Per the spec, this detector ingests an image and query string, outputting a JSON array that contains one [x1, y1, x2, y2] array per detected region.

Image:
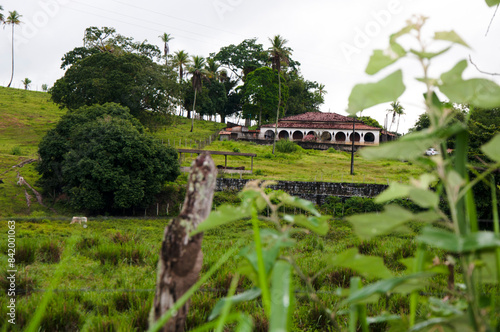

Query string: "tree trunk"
[[272, 70, 281, 154], [190, 89, 197, 132], [7, 25, 15, 88], [151, 153, 217, 332]]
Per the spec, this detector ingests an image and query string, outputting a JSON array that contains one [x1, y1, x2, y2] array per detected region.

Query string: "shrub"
[[11, 146, 22, 156], [276, 139, 299, 153], [38, 239, 63, 263]]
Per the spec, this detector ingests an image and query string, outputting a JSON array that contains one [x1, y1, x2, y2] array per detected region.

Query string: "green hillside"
[[0, 87, 66, 157], [0, 87, 424, 217]]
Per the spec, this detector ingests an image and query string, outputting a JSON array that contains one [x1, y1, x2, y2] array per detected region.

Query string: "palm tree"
[[268, 35, 291, 154], [0, 6, 5, 24], [21, 78, 31, 90], [159, 33, 174, 66], [388, 101, 405, 135], [205, 57, 221, 81], [317, 83, 327, 98], [5, 11, 22, 88], [173, 50, 190, 82], [187, 56, 209, 132], [173, 50, 190, 116]]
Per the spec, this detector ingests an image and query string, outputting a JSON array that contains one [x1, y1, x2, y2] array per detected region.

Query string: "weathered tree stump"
[[151, 153, 217, 332]]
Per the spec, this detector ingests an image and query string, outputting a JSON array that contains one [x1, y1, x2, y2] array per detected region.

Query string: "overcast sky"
[[1, 0, 499, 133]]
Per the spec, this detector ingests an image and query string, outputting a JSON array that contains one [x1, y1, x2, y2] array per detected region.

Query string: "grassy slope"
[[0, 87, 423, 217]]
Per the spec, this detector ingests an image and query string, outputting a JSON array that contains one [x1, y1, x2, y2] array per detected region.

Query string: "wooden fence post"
[[151, 153, 217, 331]]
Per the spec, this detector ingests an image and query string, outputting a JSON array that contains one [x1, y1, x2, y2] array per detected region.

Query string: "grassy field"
[[0, 215, 462, 331], [0, 87, 66, 157], [0, 87, 424, 218]]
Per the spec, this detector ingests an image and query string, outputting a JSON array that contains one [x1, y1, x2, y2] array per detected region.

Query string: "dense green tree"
[[61, 27, 161, 69], [242, 67, 288, 126], [211, 38, 268, 80], [468, 107, 500, 161], [355, 115, 383, 129], [37, 103, 179, 214], [51, 52, 178, 121], [5, 10, 22, 88], [284, 71, 324, 116]]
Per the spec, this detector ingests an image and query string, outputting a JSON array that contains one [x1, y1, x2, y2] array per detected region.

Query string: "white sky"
[[1, 0, 500, 133]]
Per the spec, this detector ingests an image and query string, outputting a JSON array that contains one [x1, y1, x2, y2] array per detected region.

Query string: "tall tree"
[[159, 32, 174, 66], [0, 6, 5, 23], [387, 101, 405, 134], [21, 78, 31, 90], [187, 56, 209, 132], [172, 50, 190, 116], [268, 35, 291, 154], [211, 38, 268, 80], [172, 50, 190, 82], [242, 67, 288, 126], [5, 10, 22, 88]]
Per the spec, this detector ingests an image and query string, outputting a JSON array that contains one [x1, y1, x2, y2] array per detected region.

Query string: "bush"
[[11, 146, 22, 156], [276, 139, 299, 153], [37, 103, 180, 214]]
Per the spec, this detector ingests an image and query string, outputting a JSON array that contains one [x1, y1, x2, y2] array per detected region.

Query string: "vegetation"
[[36, 103, 180, 214], [5, 10, 22, 88], [0, 214, 464, 331]]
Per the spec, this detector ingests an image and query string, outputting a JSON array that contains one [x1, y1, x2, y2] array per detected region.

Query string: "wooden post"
[[151, 153, 217, 332]]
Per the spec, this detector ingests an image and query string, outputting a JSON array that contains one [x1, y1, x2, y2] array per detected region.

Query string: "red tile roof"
[[261, 122, 381, 131], [280, 112, 357, 123]]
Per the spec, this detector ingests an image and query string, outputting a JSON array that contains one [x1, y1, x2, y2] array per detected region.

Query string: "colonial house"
[[258, 112, 382, 146]]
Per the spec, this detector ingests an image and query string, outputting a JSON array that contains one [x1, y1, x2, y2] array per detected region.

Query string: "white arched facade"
[[259, 127, 380, 145]]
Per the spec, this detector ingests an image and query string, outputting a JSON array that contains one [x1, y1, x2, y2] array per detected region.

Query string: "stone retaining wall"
[[216, 178, 387, 205]]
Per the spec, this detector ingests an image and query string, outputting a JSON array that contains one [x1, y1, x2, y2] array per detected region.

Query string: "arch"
[[320, 131, 332, 141], [364, 132, 375, 143], [350, 132, 361, 142], [292, 131, 303, 140], [264, 130, 275, 139], [278, 130, 289, 139], [335, 132, 346, 142]]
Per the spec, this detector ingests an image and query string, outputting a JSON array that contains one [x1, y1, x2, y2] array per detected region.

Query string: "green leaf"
[[209, 288, 261, 321], [476, 250, 500, 284], [269, 261, 294, 332], [374, 182, 411, 203], [347, 205, 415, 240], [434, 31, 470, 48], [408, 188, 439, 209], [366, 314, 401, 324], [328, 248, 393, 279], [375, 182, 438, 208], [481, 133, 500, 162], [347, 70, 405, 115], [417, 227, 500, 253], [365, 43, 406, 75], [277, 192, 320, 216], [283, 214, 329, 235], [191, 204, 251, 235], [342, 272, 434, 305], [410, 47, 451, 59], [486, 0, 500, 6], [440, 60, 500, 109], [360, 123, 465, 161], [389, 23, 417, 44]]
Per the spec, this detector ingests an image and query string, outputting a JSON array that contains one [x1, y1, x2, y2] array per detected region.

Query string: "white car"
[[425, 148, 439, 156]]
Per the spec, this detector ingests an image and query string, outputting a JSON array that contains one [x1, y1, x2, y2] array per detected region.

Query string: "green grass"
[[0, 217, 490, 331], [0, 87, 66, 157], [183, 140, 424, 184]]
